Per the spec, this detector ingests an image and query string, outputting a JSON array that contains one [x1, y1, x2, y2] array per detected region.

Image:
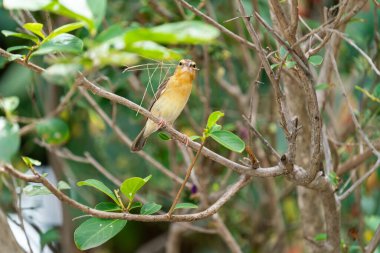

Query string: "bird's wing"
[[148, 77, 170, 111]]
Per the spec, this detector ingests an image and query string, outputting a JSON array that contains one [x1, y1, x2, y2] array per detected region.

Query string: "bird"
[[131, 59, 198, 151]]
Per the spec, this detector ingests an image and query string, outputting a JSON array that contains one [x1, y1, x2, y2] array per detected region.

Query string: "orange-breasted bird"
[[131, 59, 198, 151]]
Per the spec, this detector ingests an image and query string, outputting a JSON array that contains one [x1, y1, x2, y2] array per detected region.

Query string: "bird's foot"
[[157, 119, 168, 129]]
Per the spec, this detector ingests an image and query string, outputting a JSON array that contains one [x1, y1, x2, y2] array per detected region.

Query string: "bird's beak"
[[181, 65, 191, 73]]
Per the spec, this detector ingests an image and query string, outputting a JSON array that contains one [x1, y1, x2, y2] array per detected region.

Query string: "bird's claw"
[[157, 119, 168, 129]]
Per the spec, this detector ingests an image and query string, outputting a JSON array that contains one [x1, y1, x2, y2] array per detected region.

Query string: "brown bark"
[[285, 74, 325, 252]]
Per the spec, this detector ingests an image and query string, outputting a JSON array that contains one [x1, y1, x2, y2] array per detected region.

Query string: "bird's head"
[[174, 59, 198, 80]]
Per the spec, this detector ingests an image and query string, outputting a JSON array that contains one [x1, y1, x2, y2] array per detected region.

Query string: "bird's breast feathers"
[[150, 75, 193, 123]]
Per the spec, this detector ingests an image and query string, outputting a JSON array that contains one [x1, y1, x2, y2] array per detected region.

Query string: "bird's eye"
[[179, 61, 183, 66], [192, 63, 196, 68]]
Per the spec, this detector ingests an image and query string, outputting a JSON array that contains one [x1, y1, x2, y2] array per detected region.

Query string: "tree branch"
[[242, 115, 281, 160], [1, 164, 252, 222], [338, 159, 380, 201], [337, 141, 380, 176], [366, 222, 380, 253], [0, 47, 291, 178]]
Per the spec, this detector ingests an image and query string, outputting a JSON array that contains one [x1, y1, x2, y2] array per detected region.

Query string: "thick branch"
[[1, 164, 252, 222]]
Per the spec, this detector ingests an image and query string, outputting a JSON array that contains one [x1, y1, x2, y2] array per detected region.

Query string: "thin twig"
[[366, 222, 380, 253], [338, 159, 380, 201], [168, 142, 205, 216], [176, 0, 258, 51], [327, 28, 380, 76], [10, 178, 34, 253], [84, 152, 122, 185], [19, 76, 80, 136], [337, 143, 380, 175], [242, 115, 280, 160], [329, 50, 380, 158], [213, 214, 243, 253]]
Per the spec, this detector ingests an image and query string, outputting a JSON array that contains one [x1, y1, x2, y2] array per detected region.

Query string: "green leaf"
[[8, 54, 23, 61], [129, 202, 142, 211], [174, 202, 198, 210], [33, 33, 83, 56], [315, 83, 329, 91], [270, 63, 280, 70], [209, 124, 222, 133], [279, 46, 287, 58], [126, 41, 181, 61], [206, 111, 224, 129], [3, 0, 95, 34], [150, 21, 220, 44], [58, 180, 71, 190], [210, 130, 245, 153], [3, 0, 52, 11], [2, 0, 99, 35], [22, 156, 42, 167], [95, 24, 124, 43], [77, 179, 118, 204], [74, 218, 127, 250], [314, 233, 327, 241], [308, 55, 323, 66], [42, 63, 81, 86], [189, 135, 201, 141], [23, 180, 70, 196], [120, 175, 152, 202], [327, 171, 339, 188], [45, 22, 85, 41], [23, 23, 45, 39], [87, 0, 106, 29], [36, 118, 70, 145], [140, 202, 162, 215], [124, 21, 219, 46], [44, 0, 96, 35], [6, 45, 31, 53], [285, 61, 296, 68], [0, 118, 20, 163], [0, 96, 20, 114], [1, 30, 39, 43], [95, 202, 122, 212], [158, 132, 171, 141], [86, 45, 139, 67], [40, 228, 60, 249], [23, 184, 51, 196]]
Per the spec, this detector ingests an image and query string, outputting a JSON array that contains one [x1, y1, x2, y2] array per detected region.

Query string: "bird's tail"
[[131, 127, 147, 152]]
